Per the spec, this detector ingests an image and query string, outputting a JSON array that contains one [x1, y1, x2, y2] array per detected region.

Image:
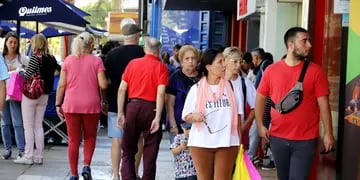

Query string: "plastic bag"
[[244, 150, 262, 180], [233, 144, 251, 180], [7, 72, 24, 101]]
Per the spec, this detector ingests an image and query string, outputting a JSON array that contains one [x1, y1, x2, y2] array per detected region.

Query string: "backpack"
[[23, 56, 44, 99]]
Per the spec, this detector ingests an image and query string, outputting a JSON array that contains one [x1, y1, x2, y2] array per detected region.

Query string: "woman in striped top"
[[14, 33, 60, 165]]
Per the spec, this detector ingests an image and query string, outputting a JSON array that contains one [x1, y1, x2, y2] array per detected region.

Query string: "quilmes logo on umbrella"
[[18, 6, 52, 17]]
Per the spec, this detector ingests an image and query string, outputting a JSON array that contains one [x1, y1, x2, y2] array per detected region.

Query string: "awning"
[[40, 26, 75, 38], [164, 0, 237, 11], [42, 22, 107, 37], [0, 21, 35, 38], [86, 26, 108, 37], [0, 0, 89, 26]]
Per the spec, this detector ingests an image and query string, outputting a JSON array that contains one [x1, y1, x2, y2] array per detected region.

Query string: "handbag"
[[23, 56, 44, 99], [7, 72, 24, 101]]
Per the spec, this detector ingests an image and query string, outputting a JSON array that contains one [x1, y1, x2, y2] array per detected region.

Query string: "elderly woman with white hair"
[[55, 32, 108, 180]]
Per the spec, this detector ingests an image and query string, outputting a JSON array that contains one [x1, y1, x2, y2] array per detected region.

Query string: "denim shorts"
[[107, 112, 123, 138]]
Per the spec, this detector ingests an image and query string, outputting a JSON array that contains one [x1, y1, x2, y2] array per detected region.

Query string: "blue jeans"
[[247, 121, 260, 160], [270, 136, 317, 180], [1, 100, 25, 152]]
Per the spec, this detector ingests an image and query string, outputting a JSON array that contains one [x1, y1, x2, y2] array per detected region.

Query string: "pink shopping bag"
[[244, 151, 262, 180], [7, 72, 24, 101]]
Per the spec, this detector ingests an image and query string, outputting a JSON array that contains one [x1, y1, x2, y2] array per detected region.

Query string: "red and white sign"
[[237, 0, 256, 20]]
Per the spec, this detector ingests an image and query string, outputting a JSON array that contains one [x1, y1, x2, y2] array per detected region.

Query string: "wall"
[[260, 0, 300, 60], [275, 2, 299, 60]]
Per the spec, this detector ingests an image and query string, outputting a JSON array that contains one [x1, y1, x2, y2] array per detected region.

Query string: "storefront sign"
[[237, 0, 256, 20]]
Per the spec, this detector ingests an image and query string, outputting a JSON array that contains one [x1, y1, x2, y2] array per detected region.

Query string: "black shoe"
[[2, 150, 12, 160], [261, 161, 276, 170], [81, 166, 92, 180], [69, 176, 79, 180]]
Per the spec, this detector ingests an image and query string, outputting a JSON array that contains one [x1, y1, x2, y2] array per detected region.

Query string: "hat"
[[181, 123, 192, 129], [122, 23, 142, 36]]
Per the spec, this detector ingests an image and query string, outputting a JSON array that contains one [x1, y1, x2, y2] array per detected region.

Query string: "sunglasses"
[[203, 109, 228, 134]]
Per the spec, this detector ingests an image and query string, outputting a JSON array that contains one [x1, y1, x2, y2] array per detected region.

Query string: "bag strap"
[[228, 80, 233, 91], [298, 60, 310, 82], [36, 56, 41, 75], [240, 77, 247, 116]]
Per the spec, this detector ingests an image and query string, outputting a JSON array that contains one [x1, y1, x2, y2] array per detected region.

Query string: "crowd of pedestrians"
[[0, 25, 336, 180]]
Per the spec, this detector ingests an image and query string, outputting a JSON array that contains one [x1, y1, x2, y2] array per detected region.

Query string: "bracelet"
[[170, 125, 177, 129], [55, 104, 61, 107]]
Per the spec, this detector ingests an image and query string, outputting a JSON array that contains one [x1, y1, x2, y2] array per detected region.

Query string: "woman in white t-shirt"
[[182, 48, 244, 180], [1, 32, 28, 160]]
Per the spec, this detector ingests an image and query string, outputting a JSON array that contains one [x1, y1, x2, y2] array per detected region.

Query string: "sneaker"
[[13, 156, 33, 165], [81, 166, 92, 180], [34, 158, 43, 165], [2, 150, 12, 160], [47, 137, 55, 144], [18, 152, 25, 158], [136, 176, 142, 180], [111, 175, 120, 180], [261, 161, 276, 170]]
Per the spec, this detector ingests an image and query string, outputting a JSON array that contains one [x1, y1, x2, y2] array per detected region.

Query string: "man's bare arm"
[[317, 95, 335, 151]]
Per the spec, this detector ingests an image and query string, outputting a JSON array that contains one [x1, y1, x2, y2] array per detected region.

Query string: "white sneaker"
[[111, 175, 120, 180], [34, 158, 43, 165], [13, 156, 33, 165]]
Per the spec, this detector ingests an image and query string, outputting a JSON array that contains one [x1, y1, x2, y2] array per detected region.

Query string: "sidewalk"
[[0, 128, 277, 180]]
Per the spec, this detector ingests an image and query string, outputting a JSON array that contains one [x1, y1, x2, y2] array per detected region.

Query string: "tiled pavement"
[[0, 128, 277, 180]]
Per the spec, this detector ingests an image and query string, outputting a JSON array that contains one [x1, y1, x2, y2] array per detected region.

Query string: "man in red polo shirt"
[[117, 37, 169, 180], [255, 27, 335, 180]]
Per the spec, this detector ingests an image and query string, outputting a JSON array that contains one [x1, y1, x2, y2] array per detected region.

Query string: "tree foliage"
[[82, 0, 112, 29]]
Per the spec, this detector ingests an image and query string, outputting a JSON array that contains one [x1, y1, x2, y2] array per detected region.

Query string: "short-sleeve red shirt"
[[122, 54, 169, 101], [257, 60, 329, 140]]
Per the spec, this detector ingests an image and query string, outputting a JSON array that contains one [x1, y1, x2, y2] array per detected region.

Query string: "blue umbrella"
[[63, 0, 90, 17], [0, 0, 89, 26], [40, 26, 74, 38], [86, 26, 107, 37], [0, 21, 35, 38]]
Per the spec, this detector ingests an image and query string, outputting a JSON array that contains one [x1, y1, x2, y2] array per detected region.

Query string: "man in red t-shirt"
[[255, 27, 335, 180], [117, 37, 169, 180]]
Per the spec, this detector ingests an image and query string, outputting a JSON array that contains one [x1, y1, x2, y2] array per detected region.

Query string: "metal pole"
[[138, 0, 142, 27], [36, 21, 39, 33], [16, 20, 20, 37], [142, 0, 147, 34]]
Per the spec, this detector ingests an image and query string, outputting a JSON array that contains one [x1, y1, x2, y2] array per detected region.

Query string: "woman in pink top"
[[56, 32, 107, 180]]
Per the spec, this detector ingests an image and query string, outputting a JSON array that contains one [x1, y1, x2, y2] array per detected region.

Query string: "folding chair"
[[43, 76, 68, 144]]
